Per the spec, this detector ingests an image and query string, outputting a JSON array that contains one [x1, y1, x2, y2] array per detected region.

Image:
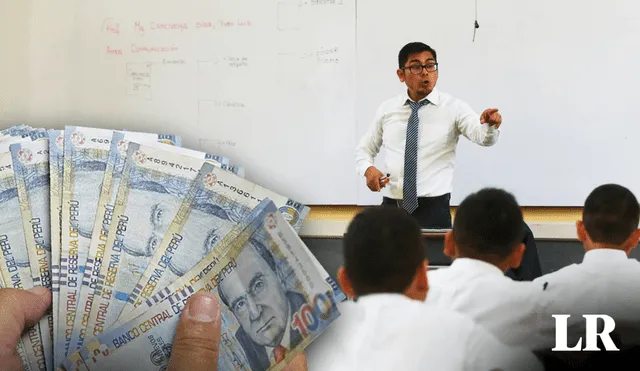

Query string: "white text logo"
[[552, 314, 619, 351]]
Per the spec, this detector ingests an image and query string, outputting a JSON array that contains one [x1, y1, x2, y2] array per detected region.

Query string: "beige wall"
[[307, 206, 583, 223], [0, 1, 29, 122]]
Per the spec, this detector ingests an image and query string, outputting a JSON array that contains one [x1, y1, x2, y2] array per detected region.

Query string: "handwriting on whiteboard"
[[219, 20, 253, 28], [199, 139, 237, 149], [131, 44, 179, 53], [102, 19, 251, 37], [316, 46, 339, 64], [102, 18, 120, 35], [126, 63, 152, 100], [106, 46, 123, 55], [127, 20, 248, 36], [199, 100, 246, 108], [309, 0, 345, 4], [105, 44, 179, 56], [162, 59, 186, 65]]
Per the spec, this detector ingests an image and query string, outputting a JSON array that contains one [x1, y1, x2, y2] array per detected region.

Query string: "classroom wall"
[[306, 206, 582, 223], [301, 206, 583, 239]]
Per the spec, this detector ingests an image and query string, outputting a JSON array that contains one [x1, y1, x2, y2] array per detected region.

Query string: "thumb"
[[168, 291, 222, 371], [0, 287, 51, 361]]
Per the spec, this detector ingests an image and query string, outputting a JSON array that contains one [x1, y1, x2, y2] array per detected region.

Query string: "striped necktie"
[[403, 99, 429, 214]]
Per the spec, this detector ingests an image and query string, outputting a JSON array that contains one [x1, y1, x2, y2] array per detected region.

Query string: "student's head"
[[338, 206, 428, 301], [577, 184, 640, 254], [445, 188, 526, 272], [397, 42, 438, 101]]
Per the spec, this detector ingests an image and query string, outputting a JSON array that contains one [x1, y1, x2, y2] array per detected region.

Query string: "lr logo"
[[552, 314, 619, 351]]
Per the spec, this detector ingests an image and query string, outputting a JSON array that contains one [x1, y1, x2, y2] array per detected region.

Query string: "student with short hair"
[[534, 184, 640, 348], [425, 188, 549, 348], [305, 206, 543, 371]]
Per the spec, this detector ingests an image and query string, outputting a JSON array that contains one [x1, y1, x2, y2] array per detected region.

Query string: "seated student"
[[425, 188, 548, 349], [533, 184, 640, 351], [305, 206, 543, 371]]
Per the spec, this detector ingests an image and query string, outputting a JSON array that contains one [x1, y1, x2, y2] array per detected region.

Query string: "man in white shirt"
[[354, 41, 502, 228], [305, 206, 543, 371], [533, 184, 640, 361], [425, 188, 550, 349]]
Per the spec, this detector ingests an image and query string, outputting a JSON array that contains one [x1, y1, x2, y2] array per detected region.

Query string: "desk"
[[422, 229, 452, 267]]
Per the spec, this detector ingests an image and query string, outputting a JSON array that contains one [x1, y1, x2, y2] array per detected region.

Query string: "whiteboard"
[[4, 0, 640, 206], [356, 0, 640, 206], [23, 0, 357, 205]]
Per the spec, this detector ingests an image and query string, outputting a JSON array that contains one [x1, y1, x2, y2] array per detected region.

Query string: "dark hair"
[[343, 206, 425, 297], [398, 42, 437, 69], [218, 237, 278, 308], [583, 184, 640, 245], [453, 188, 525, 261]]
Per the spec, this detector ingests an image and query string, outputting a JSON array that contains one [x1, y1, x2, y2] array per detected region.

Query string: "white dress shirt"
[[355, 89, 499, 199], [426, 258, 550, 350], [533, 249, 640, 347], [305, 293, 543, 371]]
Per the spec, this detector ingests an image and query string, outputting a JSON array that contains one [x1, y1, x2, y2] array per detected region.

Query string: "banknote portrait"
[[118, 173, 191, 259], [166, 193, 249, 278], [73, 159, 108, 240], [217, 236, 307, 371]]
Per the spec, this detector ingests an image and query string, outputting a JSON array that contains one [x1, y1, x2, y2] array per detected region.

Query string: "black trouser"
[[382, 194, 452, 229], [382, 194, 543, 281]]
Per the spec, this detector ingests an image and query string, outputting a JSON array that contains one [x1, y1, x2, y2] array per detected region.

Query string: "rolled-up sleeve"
[[455, 101, 499, 146], [355, 106, 385, 176]]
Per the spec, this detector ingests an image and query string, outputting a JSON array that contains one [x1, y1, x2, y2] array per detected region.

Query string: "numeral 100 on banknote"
[[291, 291, 337, 337]]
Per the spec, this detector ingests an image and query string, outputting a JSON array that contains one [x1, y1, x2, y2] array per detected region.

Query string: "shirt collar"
[[404, 88, 440, 106], [354, 292, 414, 306], [447, 257, 505, 276], [582, 248, 629, 264]]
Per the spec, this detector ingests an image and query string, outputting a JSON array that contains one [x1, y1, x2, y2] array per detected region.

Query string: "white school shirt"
[[533, 249, 640, 347], [426, 258, 550, 350], [305, 293, 543, 371], [354, 89, 499, 199]]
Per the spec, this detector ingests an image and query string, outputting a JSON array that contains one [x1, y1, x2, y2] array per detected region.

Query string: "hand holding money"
[[169, 291, 309, 371], [167, 291, 223, 371], [0, 125, 336, 371], [0, 287, 308, 371], [0, 287, 51, 371]]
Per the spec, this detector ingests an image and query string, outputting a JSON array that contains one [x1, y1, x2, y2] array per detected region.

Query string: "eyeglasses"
[[402, 63, 438, 75]]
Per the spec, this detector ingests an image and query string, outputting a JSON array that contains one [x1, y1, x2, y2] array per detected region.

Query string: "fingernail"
[[187, 293, 219, 323], [28, 286, 49, 297]]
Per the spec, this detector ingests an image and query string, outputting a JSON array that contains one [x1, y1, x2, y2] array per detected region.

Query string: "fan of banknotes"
[[0, 125, 345, 371]]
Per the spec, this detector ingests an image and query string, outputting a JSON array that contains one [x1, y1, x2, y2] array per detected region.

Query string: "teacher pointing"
[[355, 42, 502, 228]]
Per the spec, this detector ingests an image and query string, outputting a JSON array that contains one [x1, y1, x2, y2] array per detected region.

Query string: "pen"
[[379, 173, 390, 181]]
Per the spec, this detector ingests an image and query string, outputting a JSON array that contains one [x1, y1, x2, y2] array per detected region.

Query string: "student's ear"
[[444, 230, 456, 258], [337, 266, 356, 299], [404, 260, 429, 301], [624, 229, 640, 254], [507, 243, 526, 270], [576, 220, 588, 242]]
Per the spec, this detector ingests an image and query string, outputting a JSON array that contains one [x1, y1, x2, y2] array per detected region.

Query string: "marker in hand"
[[379, 173, 390, 189]]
